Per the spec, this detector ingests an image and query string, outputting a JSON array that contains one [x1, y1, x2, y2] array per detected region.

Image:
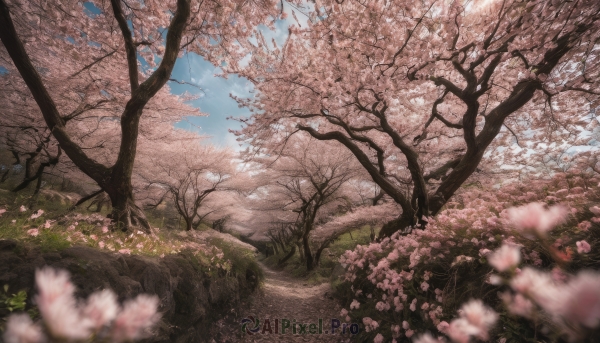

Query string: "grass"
[[0, 184, 264, 283], [207, 236, 264, 282]]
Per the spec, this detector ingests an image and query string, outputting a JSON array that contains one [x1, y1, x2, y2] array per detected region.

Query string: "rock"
[[0, 239, 17, 251], [0, 240, 259, 343]]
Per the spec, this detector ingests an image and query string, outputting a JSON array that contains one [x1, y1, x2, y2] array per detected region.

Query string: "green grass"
[[37, 231, 71, 252], [207, 237, 264, 282]]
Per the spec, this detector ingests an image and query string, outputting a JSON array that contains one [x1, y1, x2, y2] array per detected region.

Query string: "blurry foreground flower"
[[35, 268, 92, 339], [507, 202, 568, 236], [4, 314, 44, 343], [4, 267, 161, 343], [111, 295, 161, 342], [83, 289, 119, 330], [554, 271, 600, 329], [488, 244, 521, 272], [446, 299, 497, 343], [413, 333, 446, 343]]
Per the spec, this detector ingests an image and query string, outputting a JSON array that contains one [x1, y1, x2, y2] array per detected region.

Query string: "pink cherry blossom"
[[30, 210, 44, 220], [111, 294, 160, 342], [413, 333, 446, 343], [35, 268, 92, 340], [437, 321, 449, 333], [557, 271, 600, 328], [501, 293, 534, 318], [488, 244, 521, 272], [447, 299, 498, 343], [410, 298, 417, 311], [578, 221, 592, 231], [576, 240, 591, 254], [507, 202, 568, 236], [3, 314, 44, 343], [83, 289, 119, 330]]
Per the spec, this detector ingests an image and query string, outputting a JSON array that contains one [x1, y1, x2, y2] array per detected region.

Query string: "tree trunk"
[[378, 210, 416, 238], [1, 168, 10, 183], [107, 189, 150, 232], [33, 168, 44, 195], [313, 244, 328, 268], [185, 218, 193, 231], [296, 241, 305, 262], [278, 245, 296, 266], [303, 234, 315, 271]]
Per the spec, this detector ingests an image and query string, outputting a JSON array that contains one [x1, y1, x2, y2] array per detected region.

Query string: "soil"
[[211, 262, 355, 343]]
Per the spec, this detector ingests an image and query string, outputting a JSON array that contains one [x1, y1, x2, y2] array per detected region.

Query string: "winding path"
[[211, 262, 353, 343]]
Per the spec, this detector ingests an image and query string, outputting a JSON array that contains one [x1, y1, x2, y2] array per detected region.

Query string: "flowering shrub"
[[336, 175, 600, 342], [3, 267, 160, 343]]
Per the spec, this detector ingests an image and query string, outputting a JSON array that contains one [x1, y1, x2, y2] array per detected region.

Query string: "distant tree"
[[137, 138, 243, 231], [248, 135, 364, 270]]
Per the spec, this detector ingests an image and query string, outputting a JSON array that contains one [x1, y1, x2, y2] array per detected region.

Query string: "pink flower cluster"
[[338, 177, 599, 342], [3, 267, 160, 343]]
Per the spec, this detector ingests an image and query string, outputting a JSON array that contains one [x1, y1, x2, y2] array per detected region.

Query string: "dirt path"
[[211, 262, 354, 343]]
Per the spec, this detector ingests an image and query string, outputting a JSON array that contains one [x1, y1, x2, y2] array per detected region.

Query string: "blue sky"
[[168, 57, 254, 148], [166, 3, 310, 148]]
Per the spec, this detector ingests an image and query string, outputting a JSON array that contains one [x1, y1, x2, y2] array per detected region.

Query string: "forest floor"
[[211, 262, 355, 343]]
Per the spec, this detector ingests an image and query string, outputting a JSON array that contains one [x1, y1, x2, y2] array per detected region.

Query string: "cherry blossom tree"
[[0, 0, 282, 231], [0, 63, 201, 201], [246, 135, 365, 270], [136, 135, 246, 231], [234, 0, 600, 237]]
